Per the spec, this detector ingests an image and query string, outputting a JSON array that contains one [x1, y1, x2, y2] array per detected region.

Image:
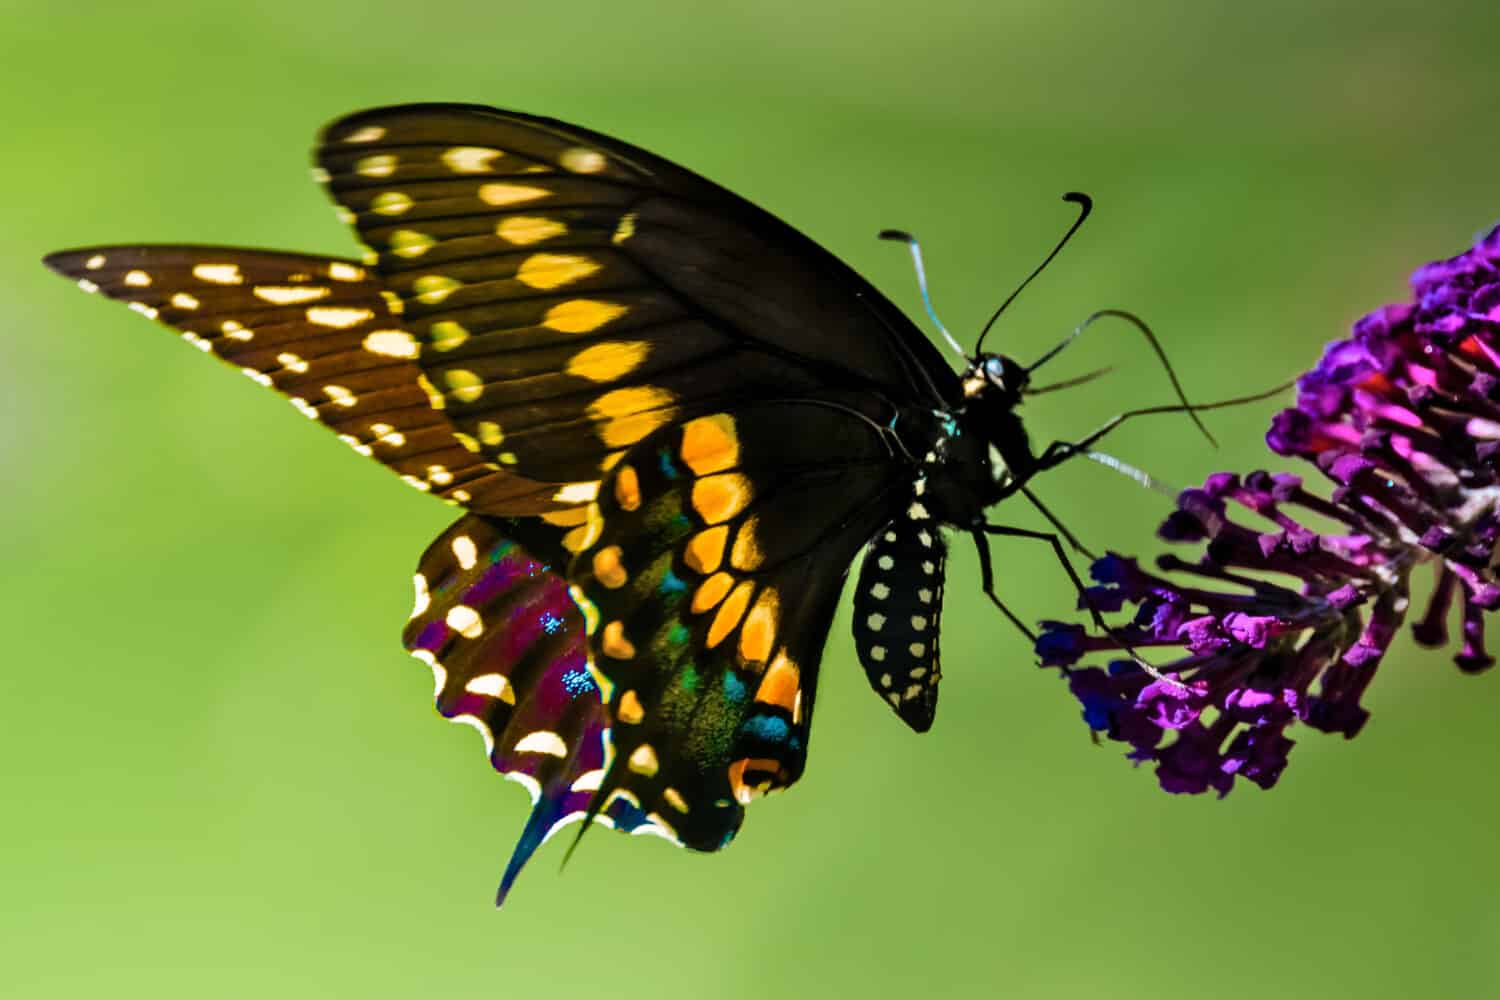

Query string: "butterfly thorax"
[[906, 353, 1036, 528]]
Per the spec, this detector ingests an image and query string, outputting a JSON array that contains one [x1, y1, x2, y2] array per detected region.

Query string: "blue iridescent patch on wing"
[[741, 714, 791, 745]]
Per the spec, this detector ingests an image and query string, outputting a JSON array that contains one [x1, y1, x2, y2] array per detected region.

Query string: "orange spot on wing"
[[679, 414, 739, 475], [691, 572, 734, 614], [602, 620, 636, 659], [738, 589, 780, 665], [592, 546, 627, 589], [728, 757, 783, 804], [684, 525, 728, 574], [755, 653, 800, 712], [691, 473, 752, 525], [614, 465, 641, 511], [707, 581, 755, 649]]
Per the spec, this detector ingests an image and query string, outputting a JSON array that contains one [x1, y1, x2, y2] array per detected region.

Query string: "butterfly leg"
[[969, 529, 1038, 643], [979, 522, 1180, 685], [1020, 486, 1095, 560]]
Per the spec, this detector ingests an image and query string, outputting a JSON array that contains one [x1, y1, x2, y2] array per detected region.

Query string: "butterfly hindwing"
[[41, 245, 572, 514], [568, 402, 907, 849], [404, 513, 669, 903], [852, 512, 948, 732], [314, 104, 960, 487]]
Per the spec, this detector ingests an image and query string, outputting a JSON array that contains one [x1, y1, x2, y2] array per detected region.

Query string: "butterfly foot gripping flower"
[[1040, 223, 1500, 794]]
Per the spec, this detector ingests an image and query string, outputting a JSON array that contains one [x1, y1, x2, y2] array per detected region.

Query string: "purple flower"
[[1041, 224, 1500, 795]]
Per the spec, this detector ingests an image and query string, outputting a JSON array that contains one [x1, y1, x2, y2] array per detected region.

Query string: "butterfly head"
[[963, 352, 1028, 407]]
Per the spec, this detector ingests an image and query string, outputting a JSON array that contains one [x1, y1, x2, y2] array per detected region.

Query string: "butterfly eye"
[[983, 356, 1006, 381]]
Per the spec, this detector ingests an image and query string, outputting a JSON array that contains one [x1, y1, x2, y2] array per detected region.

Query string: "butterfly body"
[[43, 103, 1067, 902]]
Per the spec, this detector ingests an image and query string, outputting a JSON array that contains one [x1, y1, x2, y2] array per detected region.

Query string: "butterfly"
[[44, 103, 1181, 903]]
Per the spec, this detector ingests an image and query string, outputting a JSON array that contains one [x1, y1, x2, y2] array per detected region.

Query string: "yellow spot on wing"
[[592, 546, 628, 589], [85, 254, 106, 270], [343, 125, 386, 143], [515, 731, 568, 757], [562, 505, 604, 554], [445, 604, 483, 638], [307, 306, 374, 328], [614, 465, 641, 511], [417, 373, 446, 409], [276, 352, 309, 374], [497, 216, 566, 245], [355, 153, 397, 178], [560, 147, 607, 173], [444, 369, 484, 403], [543, 299, 627, 334], [477, 420, 504, 446], [586, 386, 677, 449], [410, 574, 430, 618], [566, 341, 647, 382], [613, 213, 637, 244], [388, 229, 435, 258], [362, 329, 419, 358], [478, 183, 549, 206], [680, 414, 739, 475], [371, 191, 413, 215], [525, 471, 589, 504], [413, 275, 460, 304], [662, 787, 689, 813], [255, 285, 331, 305], [516, 253, 600, 291], [707, 581, 755, 648], [323, 385, 357, 408], [628, 744, 659, 777], [618, 689, 645, 724], [124, 270, 152, 287], [684, 525, 728, 574], [464, 673, 515, 703], [451, 534, 478, 570], [442, 146, 504, 173], [428, 320, 469, 351], [170, 293, 199, 310], [328, 262, 365, 281], [193, 263, 243, 285], [602, 620, 636, 659], [692, 473, 752, 524], [739, 589, 780, 664]]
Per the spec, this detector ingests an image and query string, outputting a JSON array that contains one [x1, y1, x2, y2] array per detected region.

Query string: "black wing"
[[315, 103, 959, 489]]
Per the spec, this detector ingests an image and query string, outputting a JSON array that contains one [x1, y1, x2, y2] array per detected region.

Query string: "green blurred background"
[[7, 1, 1500, 996]]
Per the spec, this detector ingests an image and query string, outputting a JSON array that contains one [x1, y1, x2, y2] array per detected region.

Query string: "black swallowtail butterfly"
[[44, 104, 1184, 903]]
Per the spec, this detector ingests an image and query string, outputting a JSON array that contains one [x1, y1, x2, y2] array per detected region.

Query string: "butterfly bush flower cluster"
[[1039, 225, 1500, 794]]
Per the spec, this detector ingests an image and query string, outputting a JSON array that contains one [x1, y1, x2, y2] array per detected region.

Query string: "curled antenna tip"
[[1062, 191, 1093, 209], [882, 228, 967, 360]]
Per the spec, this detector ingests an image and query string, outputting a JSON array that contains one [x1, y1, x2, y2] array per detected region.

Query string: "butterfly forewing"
[[404, 513, 665, 902], [41, 246, 572, 514], [313, 104, 960, 487], [567, 401, 907, 848]]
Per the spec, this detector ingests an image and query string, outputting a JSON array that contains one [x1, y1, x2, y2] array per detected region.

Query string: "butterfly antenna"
[[1025, 365, 1114, 396], [879, 229, 968, 360], [974, 192, 1093, 355], [1029, 308, 1216, 448]]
